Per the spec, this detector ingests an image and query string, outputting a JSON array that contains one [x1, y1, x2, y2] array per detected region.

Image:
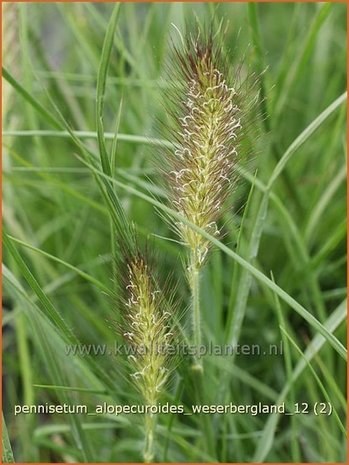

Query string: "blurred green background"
[[2, 2, 346, 462]]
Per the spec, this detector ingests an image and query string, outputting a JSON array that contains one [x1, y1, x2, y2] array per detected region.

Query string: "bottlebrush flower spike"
[[119, 247, 177, 462], [122, 253, 173, 402], [164, 32, 243, 269]]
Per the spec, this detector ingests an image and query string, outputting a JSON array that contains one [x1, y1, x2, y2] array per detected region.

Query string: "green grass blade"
[[96, 3, 120, 176], [271, 273, 300, 461], [253, 299, 346, 461], [15, 312, 34, 406], [2, 67, 62, 130], [228, 192, 268, 348], [272, 3, 332, 117], [2, 129, 172, 147], [280, 326, 346, 435], [305, 164, 346, 244], [6, 235, 110, 293], [224, 170, 257, 343], [77, 158, 346, 359], [2, 413, 15, 463], [33, 384, 108, 395], [3, 264, 116, 395], [267, 92, 346, 189], [95, 3, 134, 252], [3, 232, 76, 343], [5, 145, 107, 215]]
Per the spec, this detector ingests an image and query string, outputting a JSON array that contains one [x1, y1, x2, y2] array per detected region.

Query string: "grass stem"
[[190, 253, 203, 372], [143, 413, 156, 463]]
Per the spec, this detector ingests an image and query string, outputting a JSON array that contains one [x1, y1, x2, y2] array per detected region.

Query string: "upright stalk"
[[121, 252, 176, 463], [143, 413, 156, 463], [161, 34, 243, 368], [188, 253, 216, 456], [190, 253, 203, 372]]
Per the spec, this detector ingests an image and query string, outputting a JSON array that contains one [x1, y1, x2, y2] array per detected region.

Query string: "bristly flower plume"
[[122, 253, 173, 403], [157, 27, 260, 370], [119, 246, 177, 462], [163, 31, 243, 270]]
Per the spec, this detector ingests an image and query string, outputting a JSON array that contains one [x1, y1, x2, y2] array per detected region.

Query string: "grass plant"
[[2, 2, 346, 463]]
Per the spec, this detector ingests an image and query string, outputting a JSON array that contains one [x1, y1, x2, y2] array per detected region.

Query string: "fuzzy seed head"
[[122, 254, 173, 404], [165, 36, 242, 268]]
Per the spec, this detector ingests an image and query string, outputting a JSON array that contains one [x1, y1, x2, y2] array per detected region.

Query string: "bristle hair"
[[163, 32, 245, 268]]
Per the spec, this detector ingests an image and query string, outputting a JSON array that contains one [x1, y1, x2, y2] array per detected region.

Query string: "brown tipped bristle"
[[121, 251, 175, 404], [166, 35, 242, 268]]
